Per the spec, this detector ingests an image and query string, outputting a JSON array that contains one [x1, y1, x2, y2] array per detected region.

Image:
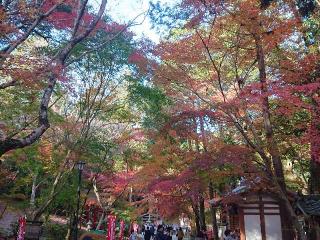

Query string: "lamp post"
[[74, 161, 85, 240]]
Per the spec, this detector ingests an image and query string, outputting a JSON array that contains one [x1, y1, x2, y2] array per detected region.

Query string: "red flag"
[[17, 216, 26, 240], [119, 220, 125, 240], [106, 215, 117, 240]]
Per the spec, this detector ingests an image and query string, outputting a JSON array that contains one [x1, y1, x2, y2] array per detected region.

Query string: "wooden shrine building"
[[234, 193, 283, 240], [211, 184, 287, 240]]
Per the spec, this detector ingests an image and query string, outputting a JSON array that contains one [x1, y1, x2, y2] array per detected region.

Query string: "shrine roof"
[[295, 195, 320, 217]]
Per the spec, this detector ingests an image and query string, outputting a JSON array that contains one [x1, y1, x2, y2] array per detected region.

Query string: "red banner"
[[119, 220, 125, 240], [106, 215, 116, 240], [17, 216, 26, 240]]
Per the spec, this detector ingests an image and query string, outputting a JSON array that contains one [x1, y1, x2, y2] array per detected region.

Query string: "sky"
[[107, 0, 176, 43]]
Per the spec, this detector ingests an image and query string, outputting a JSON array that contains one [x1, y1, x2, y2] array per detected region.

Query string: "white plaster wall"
[[244, 215, 262, 240], [265, 215, 282, 240]]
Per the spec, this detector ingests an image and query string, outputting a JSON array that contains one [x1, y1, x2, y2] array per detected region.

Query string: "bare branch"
[[66, 10, 147, 66], [72, 0, 107, 44], [72, 0, 89, 38], [195, 30, 227, 102]]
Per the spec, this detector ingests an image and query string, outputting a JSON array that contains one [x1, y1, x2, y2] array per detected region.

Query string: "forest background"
[[0, 0, 319, 239]]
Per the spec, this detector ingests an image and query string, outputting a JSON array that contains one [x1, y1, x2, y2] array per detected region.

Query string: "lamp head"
[[76, 161, 86, 171]]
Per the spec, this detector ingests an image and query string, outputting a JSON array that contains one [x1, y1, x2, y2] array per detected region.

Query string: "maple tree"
[[128, 100, 256, 235], [0, 2, 148, 236], [0, 0, 121, 156], [0, 0, 319, 239], [146, 0, 320, 239]]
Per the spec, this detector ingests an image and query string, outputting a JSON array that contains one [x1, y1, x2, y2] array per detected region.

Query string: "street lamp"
[[74, 161, 86, 240]]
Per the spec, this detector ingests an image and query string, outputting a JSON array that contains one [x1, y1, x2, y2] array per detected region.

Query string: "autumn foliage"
[[0, 0, 319, 239]]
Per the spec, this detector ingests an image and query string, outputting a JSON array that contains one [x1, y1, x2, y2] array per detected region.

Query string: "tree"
[[131, 105, 255, 235], [0, 9, 144, 227], [149, 0, 320, 238], [0, 0, 108, 156]]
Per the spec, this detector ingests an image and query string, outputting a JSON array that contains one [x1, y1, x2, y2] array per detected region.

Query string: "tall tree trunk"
[[254, 34, 305, 240], [96, 212, 105, 230], [254, 34, 286, 191], [93, 178, 103, 208], [195, 214, 201, 236], [192, 200, 201, 236], [65, 211, 74, 240], [209, 182, 219, 240], [32, 150, 71, 220], [65, 227, 71, 240], [310, 96, 320, 194], [199, 194, 207, 231], [192, 117, 207, 233], [309, 161, 320, 194], [32, 171, 63, 220], [278, 188, 306, 240], [308, 96, 320, 239], [30, 173, 37, 210], [309, 217, 320, 240]]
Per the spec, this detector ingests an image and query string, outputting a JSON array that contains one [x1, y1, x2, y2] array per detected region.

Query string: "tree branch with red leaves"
[[0, 0, 107, 157]]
